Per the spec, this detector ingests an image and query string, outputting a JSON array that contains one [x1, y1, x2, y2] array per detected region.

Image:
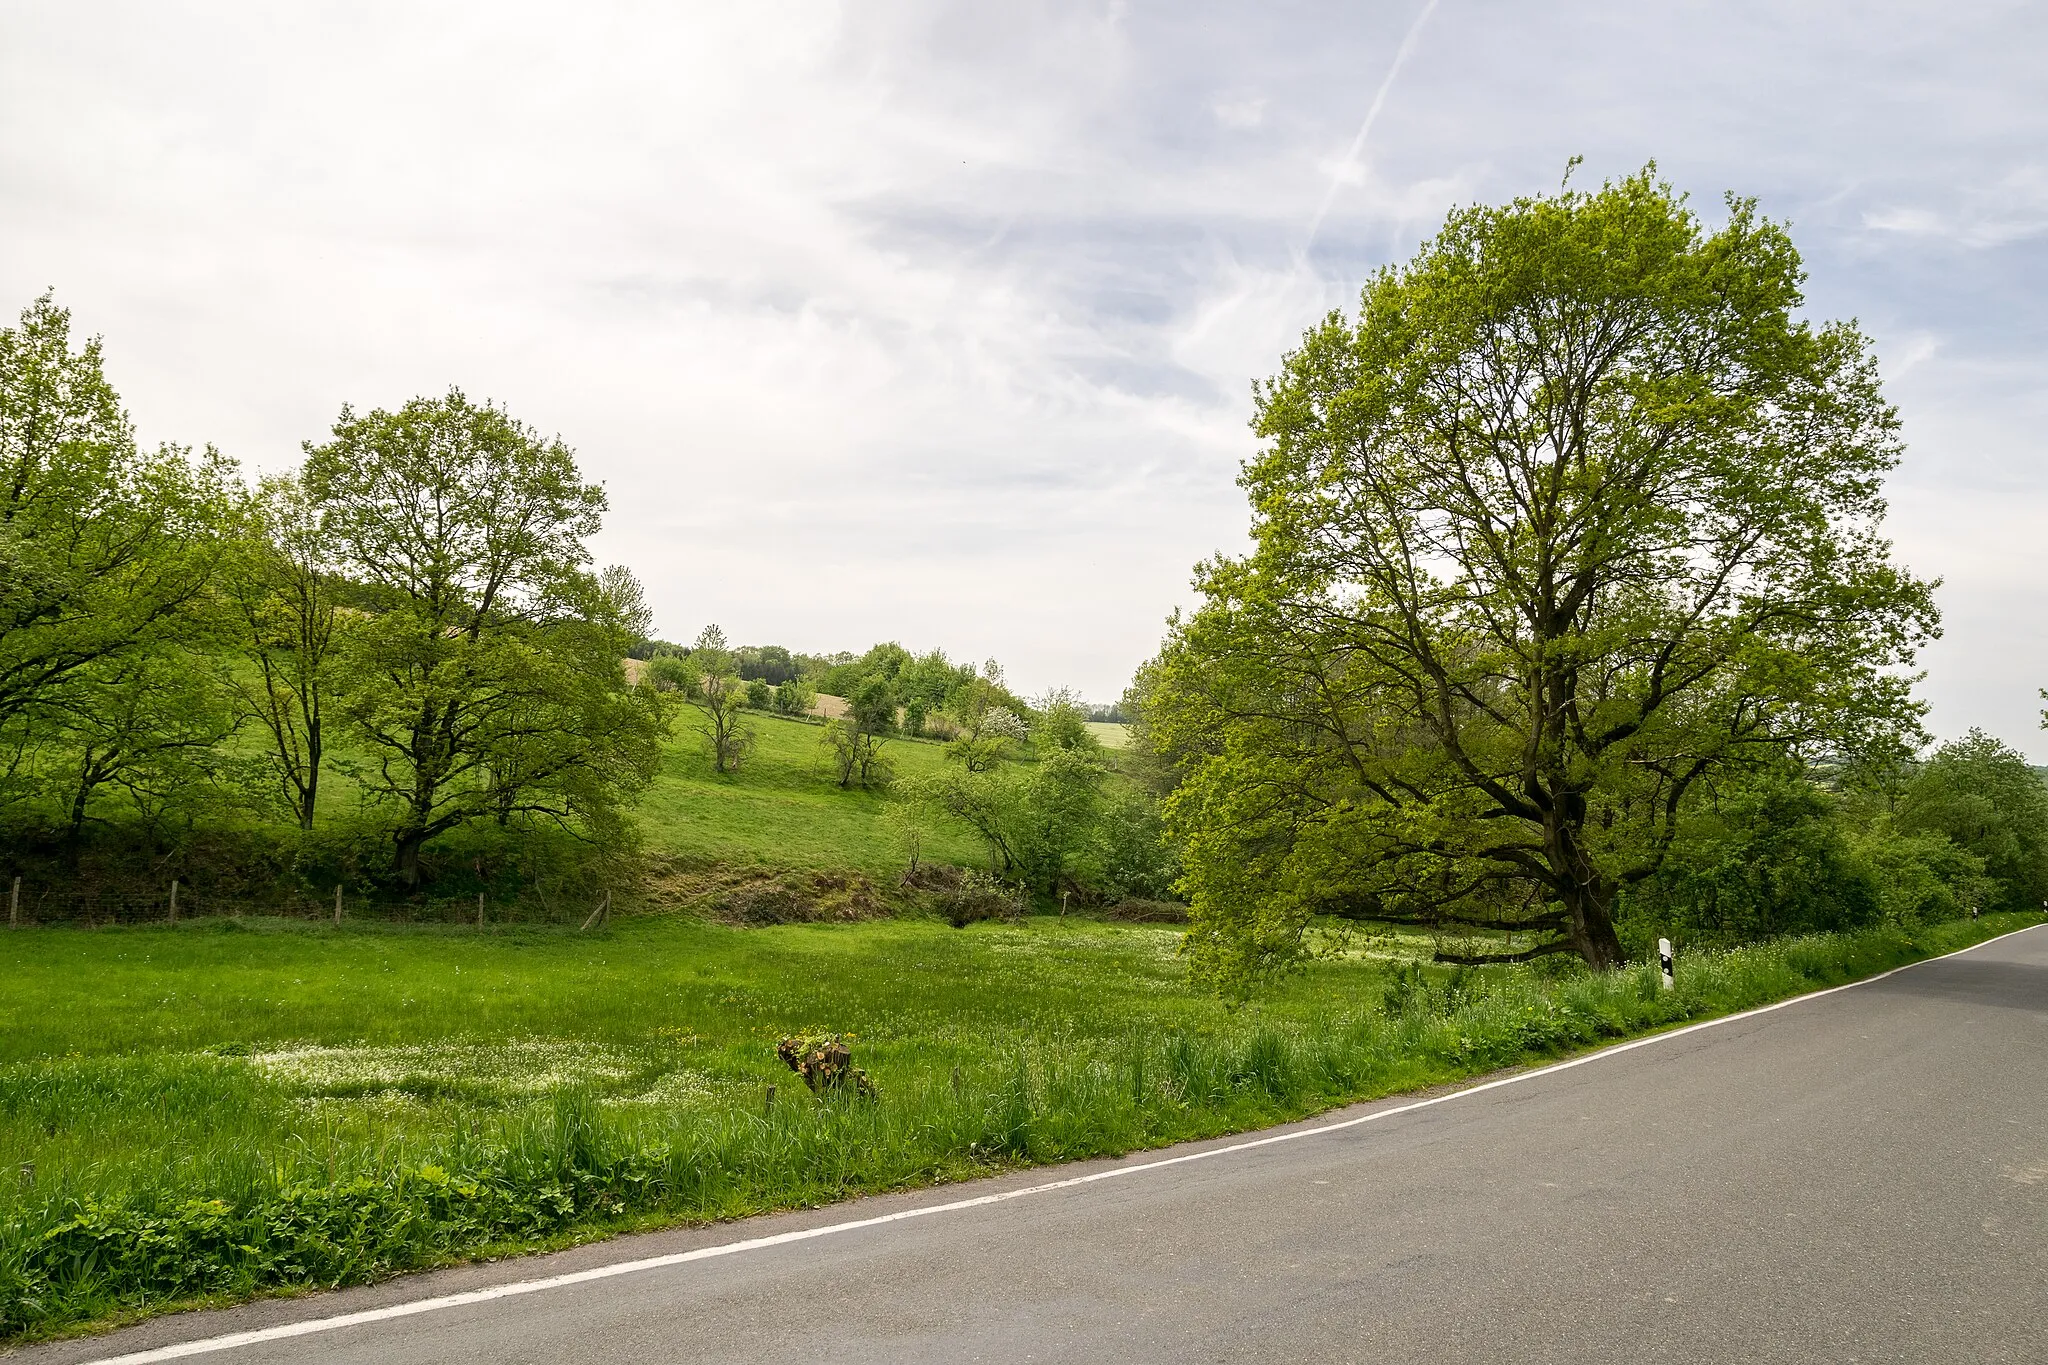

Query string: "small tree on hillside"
[[931, 747, 1106, 895], [886, 775, 942, 873], [1032, 687, 1101, 754], [822, 674, 895, 788], [945, 664, 1028, 771], [678, 625, 756, 775], [773, 675, 817, 717]]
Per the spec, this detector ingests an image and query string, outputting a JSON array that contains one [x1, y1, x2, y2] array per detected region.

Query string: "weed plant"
[[0, 912, 2033, 1340]]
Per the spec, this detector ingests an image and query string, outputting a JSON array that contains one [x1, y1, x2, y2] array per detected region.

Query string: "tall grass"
[[0, 912, 2033, 1340]]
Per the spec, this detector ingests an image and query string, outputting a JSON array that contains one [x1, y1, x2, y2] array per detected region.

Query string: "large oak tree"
[[1145, 171, 1936, 979], [303, 390, 663, 885]]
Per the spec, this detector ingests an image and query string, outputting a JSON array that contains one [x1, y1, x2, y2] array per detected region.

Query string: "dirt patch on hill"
[[641, 859, 888, 924]]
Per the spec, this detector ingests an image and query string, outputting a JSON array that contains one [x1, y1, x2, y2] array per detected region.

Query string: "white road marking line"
[[74, 922, 2043, 1364]]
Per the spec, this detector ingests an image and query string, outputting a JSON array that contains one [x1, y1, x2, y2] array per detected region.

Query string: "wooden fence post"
[[169, 879, 179, 924], [334, 884, 343, 924], [477, 891, 485, 929], [9, 876, 18, 929]]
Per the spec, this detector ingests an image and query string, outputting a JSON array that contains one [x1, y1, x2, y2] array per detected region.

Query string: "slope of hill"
[[638, 712, 984, 874]]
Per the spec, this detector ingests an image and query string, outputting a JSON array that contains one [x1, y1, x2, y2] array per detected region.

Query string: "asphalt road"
[[26, 925, 2048, 1365]]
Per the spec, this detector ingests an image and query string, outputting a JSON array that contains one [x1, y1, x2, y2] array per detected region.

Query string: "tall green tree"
[[303, 389, 660, 885], [1147, 169, 1937, 980], [0, 294, 232, 772], [222, 474, 344, 829]]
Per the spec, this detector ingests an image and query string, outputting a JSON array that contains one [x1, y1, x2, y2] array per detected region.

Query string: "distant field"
[[1085, 721, 1130, 748]]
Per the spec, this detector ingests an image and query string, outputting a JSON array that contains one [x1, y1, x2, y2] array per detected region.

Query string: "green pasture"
[[635, 713, 985, 872]]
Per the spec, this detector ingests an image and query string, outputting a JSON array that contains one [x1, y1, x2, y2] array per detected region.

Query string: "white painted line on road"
[[76, 921, 2043, 1364]]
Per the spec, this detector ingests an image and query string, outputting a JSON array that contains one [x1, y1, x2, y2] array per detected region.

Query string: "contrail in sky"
[[1298, 0, 1443, 262]]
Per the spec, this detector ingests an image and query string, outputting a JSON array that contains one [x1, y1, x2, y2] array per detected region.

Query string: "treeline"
[[0, 294, 664, 903], [628, 633, 1125, 741], [642, 627, 1179, 906], [0, 291, 1168, 915]]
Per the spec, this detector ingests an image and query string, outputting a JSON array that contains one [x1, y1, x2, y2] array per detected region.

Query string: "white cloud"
[[1862, 164, 2048, 248], [3, 1, 2046, 743], [1213, 96, 1267, 129]]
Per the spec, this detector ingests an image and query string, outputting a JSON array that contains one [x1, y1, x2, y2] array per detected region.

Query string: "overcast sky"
[[3, 1, 2044, 748]]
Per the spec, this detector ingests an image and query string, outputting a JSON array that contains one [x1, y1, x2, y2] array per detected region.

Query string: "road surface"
[[24, 924, 2048, 1365]]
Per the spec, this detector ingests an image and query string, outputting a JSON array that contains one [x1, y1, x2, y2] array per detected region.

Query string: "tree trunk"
[[393, 827, 426, 887], [1544, 802, 1627, 969], [298, 722, 321, 831], [1560, 875, 1627, 970]]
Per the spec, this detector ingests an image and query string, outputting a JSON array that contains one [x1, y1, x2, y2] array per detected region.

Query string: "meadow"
[[635, 712, 985, 873], [2, 908, 2034, 1341]]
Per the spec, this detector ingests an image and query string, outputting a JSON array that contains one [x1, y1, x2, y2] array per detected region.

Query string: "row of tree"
[[0, 294, 663, 889]]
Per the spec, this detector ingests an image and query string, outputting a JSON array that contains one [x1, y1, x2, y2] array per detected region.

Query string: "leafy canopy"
[[1145, 168, 1937, 982]]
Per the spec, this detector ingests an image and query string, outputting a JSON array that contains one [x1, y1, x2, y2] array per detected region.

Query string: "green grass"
[[1, 909, 2035, 1341], [635, 714, 985, 873], [1084, 721, 1130, 749]]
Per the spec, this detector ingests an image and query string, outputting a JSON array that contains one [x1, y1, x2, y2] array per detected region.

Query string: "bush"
[[901, 864, 1023, 926]]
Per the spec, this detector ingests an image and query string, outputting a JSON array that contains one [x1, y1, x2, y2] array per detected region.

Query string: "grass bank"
[[1, 911, 2034, 1341]]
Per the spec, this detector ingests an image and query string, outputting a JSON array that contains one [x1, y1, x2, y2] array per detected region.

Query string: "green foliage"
[[1897, 729, 2048, 911], [0, 296, 222, 728], [735, 645, 797, 685], [39, 647, 238, 846], [219, 475, 346, 830], [771, 677, 816, 718], [1031, 688, 1101, 755], [744, 678, 773, 710], [1624, 772, 1881, 945], [303, 390, 663, 883], [848, 675, 897, 734], [930, 747, 1107, 896], [1844, 820, 1994, 926], [1071, 786, 1182, 903], [820, 716, 891, 790], [0, 295, 238, 820], [1146, 169, 1938, 984]]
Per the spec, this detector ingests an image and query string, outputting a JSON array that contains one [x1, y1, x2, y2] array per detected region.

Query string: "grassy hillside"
[[638, 713, 984, 873], [1084, 721, 1130, 748]]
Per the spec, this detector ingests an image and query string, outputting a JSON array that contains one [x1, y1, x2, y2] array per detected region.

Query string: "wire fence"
[[1, 877, 612, 930]]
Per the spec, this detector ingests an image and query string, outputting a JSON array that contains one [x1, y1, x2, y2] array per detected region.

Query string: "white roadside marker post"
[[1658, 937, 1675, 991]]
